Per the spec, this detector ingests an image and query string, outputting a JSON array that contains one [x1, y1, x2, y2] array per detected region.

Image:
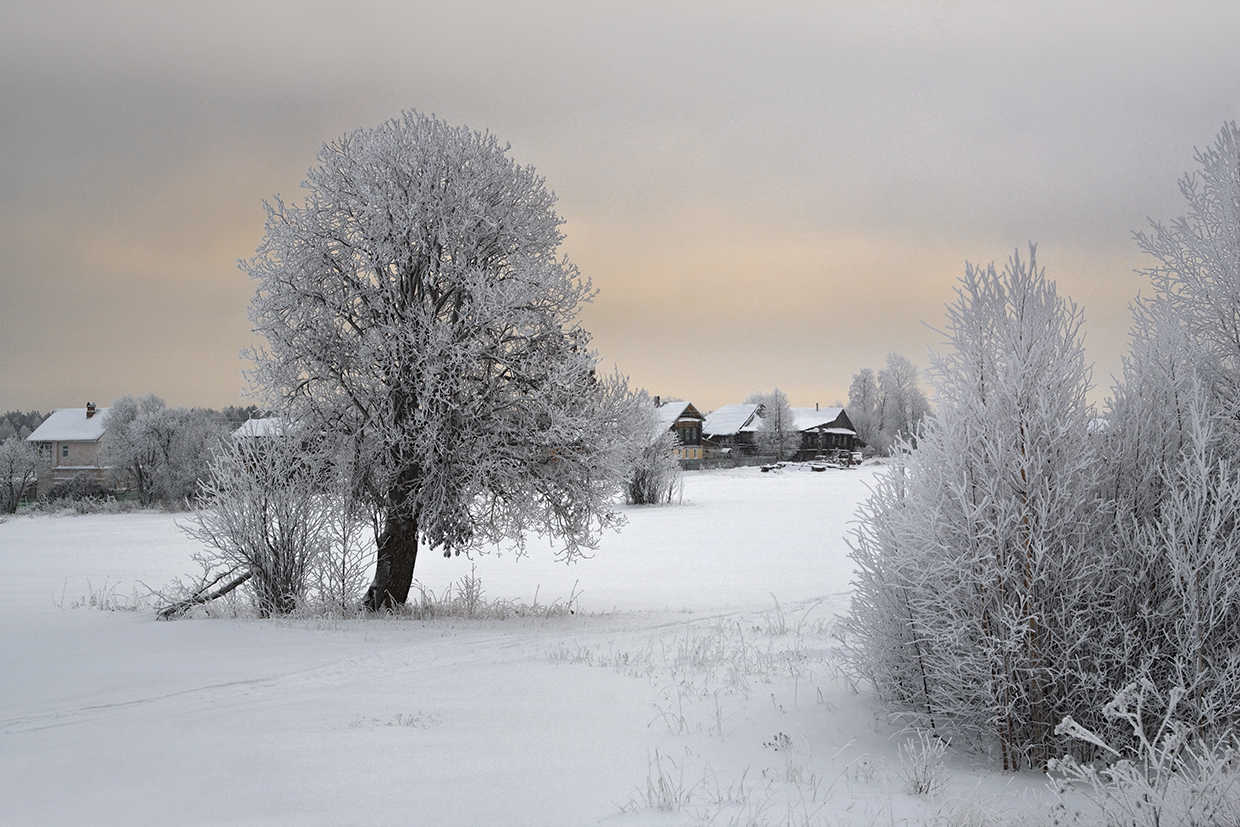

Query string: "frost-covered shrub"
[[846, 122, 1240, 774], [1093, 398, 1240, 744], [0, 436, 40, 513], [844, 247, 1106, 769], [306, 485, 374, 615], [1082, 121, 1240, 752], [1049, 681, 1240, 827], [1096, 299, 1217, 518], [45, 474, 109, 502], [626, 428, 682, 505], [182, 427, 332, 616], [898, 730, 948, 796]]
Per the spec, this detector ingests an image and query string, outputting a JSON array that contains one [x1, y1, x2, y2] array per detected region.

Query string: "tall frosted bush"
[[844, 247, 1104, 769]]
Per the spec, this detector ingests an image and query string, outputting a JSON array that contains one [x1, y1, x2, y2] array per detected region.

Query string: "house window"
[[61, 444, 69, 459]]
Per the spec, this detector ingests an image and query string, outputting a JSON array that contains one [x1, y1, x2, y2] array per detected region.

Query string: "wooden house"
[[702, 402, 863, 460], [702, 402, 763, 456], [652, 397, 706, 462], [791, 406, 862, 458]]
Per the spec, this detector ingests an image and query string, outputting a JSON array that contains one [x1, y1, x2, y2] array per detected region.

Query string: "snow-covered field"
[[0, 465, 1051, 825]]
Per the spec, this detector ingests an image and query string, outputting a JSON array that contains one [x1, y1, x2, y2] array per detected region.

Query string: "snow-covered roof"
[[702, 403, 761, 437], [791, 407, 845, 432], [651, 401, 702, 439], [26, 408, 111, 443], [823, 426, 856, 436], [232, 417, 289, 438]]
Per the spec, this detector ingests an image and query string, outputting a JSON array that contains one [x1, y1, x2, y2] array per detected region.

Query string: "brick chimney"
[[653, 395, 661, 407], [86, 402, 97, 418]]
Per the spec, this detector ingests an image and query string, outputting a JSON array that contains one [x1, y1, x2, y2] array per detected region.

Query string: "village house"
[[790, 405, 862, 458], [25, 403, 112, 496], [701, 402, 763, 456], [652, 397, 706, 463], [701, 401, 864, 460]]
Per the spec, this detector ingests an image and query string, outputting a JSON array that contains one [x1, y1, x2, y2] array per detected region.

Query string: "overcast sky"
[[2, 1, 1237, 413]]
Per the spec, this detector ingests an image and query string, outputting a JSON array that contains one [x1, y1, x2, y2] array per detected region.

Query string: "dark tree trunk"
[[363, 512, 419, 611]]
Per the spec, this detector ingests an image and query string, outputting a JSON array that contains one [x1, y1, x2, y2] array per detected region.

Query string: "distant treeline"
[[0, 411, 48, 440], [0, 405, 266, 441]]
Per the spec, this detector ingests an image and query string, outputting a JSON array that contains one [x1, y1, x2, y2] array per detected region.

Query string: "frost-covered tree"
[[845, 247, 1104, 769], [876, 353, 930, 450], [846, 356, 931, 454], [749, 388, 800, 460], [101, 396, 227, 507], [150, 408, 230, 506], [244, 111, 642, 611], [1135, 121, 1240, 397], [847, 368, 881, 446], [0, 436, 41, 513], [101, 394, 166, 504], [0, 411, 46, 441]]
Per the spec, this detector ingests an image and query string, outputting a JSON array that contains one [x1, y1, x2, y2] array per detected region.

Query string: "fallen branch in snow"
[[156, 569, 252, 620]]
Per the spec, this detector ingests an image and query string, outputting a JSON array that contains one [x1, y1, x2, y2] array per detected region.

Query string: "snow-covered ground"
[[0, 465, 1052, 825]]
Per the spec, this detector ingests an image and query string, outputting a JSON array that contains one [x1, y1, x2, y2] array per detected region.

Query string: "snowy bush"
[[45, 474, 109, 502], [624, 401, 684, 505], [898, 730, 948, 797], [0, 436, 41, 513], [1049, 681, 1240, 827], [1082, 121, 1240, 751], [1094, 399, 1240, 743], [846, 122, 1240, 773], [180, 426, 332, 617], [307, 493, 375, 616], [844, 247, 1105, 769]]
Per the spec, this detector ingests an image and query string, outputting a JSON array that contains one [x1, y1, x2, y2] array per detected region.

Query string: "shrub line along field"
[[1, 465, 1055, 825]]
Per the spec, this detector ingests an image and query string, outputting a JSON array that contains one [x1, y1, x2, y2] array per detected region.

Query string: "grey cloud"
[[2, 1, 1238, 409]]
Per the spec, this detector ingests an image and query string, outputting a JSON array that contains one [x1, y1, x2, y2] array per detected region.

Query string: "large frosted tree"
[[244, 111, 641, 611]]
